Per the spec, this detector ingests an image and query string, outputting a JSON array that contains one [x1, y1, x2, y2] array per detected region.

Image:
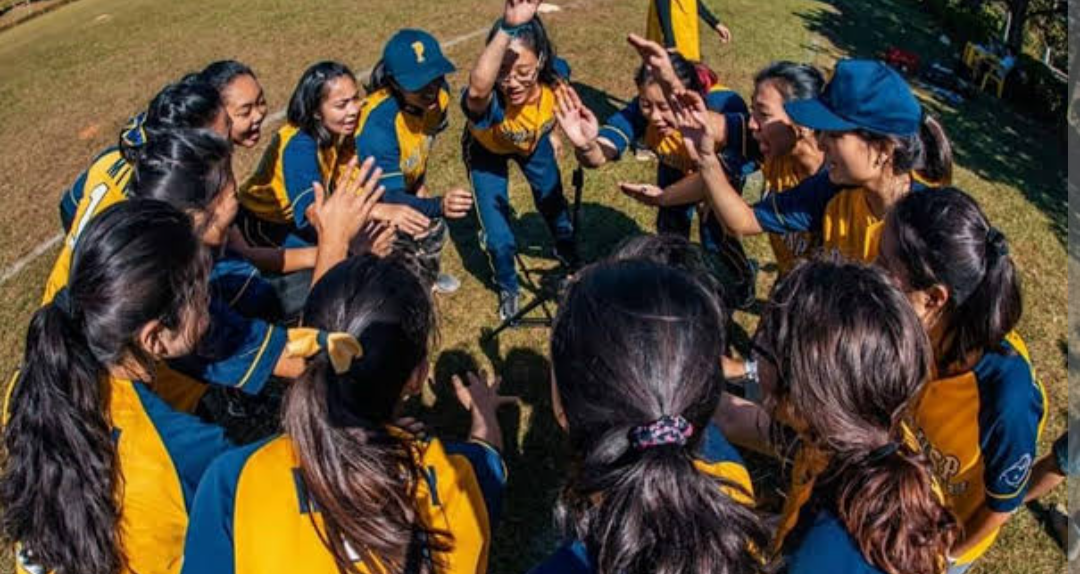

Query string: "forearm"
[[469, 410, 504, 451], [659, 172, 707, 207], [466, 29, 513, 112], [574, 139, 612, 168], [698, 1, 721, 28], [381, 187, 443, 218], [951, 506, 1012, 561], [714, 393, 772, 454], [311, 238, 350, 286], [698, 156, 762, 236]]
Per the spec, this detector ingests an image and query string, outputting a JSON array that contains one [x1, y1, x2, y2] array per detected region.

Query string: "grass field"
[[0, 0, 1071, 572]]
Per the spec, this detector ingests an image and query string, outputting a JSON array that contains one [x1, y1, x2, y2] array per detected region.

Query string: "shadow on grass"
[[571, 80, 631, 121], [796, 0, 1068, 247], [428, 345, 568, 572]]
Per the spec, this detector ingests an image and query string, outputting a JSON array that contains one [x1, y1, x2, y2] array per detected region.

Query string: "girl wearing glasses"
[[462, 0, 578, 321]]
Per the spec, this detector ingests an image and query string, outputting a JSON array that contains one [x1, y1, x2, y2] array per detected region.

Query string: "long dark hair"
[[287, 61, 356, 147], [130, 128, 233, 213], [550, 259, 767, 574], [199, 60, 257, 92], [753, 61, 825, 102], [0, 200, 210, 574], [121, 77, 223, 163], [485, 16, 561, 85], [882, 187, 1022, 370], [635, 49, 706, 95], [756, 260, 958, 574], [857, 114, 953, 186], [281, 255, 449, 574]]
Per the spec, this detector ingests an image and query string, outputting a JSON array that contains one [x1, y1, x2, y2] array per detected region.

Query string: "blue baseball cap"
[[784, 59, 921, 137], [383, 29, 456, 92]]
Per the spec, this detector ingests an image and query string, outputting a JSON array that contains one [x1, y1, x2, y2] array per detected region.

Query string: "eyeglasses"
[[498, 66, 540, 86]]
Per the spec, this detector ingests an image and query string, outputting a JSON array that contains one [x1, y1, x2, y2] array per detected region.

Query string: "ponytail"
[[121, 77, 223, 164], [366, 59, 391, 94], [0, 200, 209, 574], [281, 255, 446, 574], [884, 188, 1022, 369], [824, 443, 959, 574], [914, 115, 953, 185], [1, 303, 122, 574], [557, 438, 765, 574], [552, 260, 767, 574]]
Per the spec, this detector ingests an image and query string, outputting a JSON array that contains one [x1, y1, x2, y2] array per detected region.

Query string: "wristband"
[[498, 18, 530, 37], [744, 358, 759, 385]]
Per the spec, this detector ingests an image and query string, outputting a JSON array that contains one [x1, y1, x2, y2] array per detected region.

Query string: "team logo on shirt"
[[999, 454, 1033, 489], [917, 428, 968, 497]]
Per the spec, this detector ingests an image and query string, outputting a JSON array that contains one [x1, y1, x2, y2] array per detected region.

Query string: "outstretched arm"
[[465, 0, 542, 116]]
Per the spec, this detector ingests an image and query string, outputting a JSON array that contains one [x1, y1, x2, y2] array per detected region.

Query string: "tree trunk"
[[1006, 0, 1031, 52]]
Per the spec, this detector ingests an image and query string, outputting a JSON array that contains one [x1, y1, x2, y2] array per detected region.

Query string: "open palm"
[[555, 84, 599, 148], [503, 0, 540, 27]]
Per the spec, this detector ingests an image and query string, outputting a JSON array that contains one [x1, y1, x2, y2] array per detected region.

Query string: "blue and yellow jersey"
[[760, 154, 823, 275], [182, 431, 506, 574], [463, 60, 570, 158], [355, 85, 450, 218], [44, 150, 134, 305], [58, 114, 145, 232], [10, 376, 231, 574], [645, 0, 723, 62], [753, 172, 931, 263], [914, 333, 1047, 565], [782, 510, 887, 574], [239, 124, 353, 230], [598, 85, 749, 185], [526, 423, 754, 574]]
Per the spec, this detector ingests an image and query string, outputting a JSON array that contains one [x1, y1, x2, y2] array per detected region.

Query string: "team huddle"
[[0, 0, 1060, 573]]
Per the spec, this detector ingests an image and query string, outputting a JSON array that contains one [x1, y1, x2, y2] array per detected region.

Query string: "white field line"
[[0, 2, 588, 286]]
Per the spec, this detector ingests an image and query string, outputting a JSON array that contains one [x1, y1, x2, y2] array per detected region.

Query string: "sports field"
[[0, 0, 1070, 572]]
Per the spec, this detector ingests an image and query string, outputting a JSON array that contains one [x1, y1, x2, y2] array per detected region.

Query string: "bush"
[[1006, 54, 1068, 123], [919, 0, 1001, 48]]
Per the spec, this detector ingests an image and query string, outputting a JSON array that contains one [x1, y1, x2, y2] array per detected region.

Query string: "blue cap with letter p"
[[383, 29, 456, 92], [784, 59, 921, 137]]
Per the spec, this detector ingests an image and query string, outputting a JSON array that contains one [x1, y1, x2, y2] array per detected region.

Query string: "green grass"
[[0, 0, 1071, 572]]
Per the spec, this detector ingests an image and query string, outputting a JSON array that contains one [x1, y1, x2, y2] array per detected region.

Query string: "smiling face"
[[399, 78, 443, 112], [221, 74, 268, 148], [498, 41, 542, 106], [319, 76, 362, 137], [638, 81, 677, 138], [190, 168, 238, 249], [749, 80, 798, 160], [817, 130, 888, 186]]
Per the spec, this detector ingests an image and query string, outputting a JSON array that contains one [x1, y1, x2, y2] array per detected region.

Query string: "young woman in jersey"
[[672, 58, 952, 264], [182, 254, 513, 574], [199, 60, 268, 149], [238, 61, 427, 249], [876, 188, 1046, 573], [47, 78, 230, 303], [755, 260, 958, 574], [357, 29, 475, 293], [533, 258, 768, 570], [646, 0, 732, 62], [554, 35, 756, 309], [530, 258, 766, 574], [462, 0, 578, 320], [57, 75, 228, 233], [1, 199, 233, 574]]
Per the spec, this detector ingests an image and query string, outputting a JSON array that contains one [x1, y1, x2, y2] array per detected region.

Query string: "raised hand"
[[371, 203, 431, 237], [671, 89, 718, 162], [618, 181, 665, 207], [627, 33, 679, 92], [441, 188, 474, 220], [554, 82, 600, 149], [452, 370, 518, 450], [350, 221, 396, 258], [503, 0, 541, 27], [311, 156, 385, 248]]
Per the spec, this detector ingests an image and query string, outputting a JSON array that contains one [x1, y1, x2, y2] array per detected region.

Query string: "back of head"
[[1, 199, 208, 574], [754, 61, 825, 102], [757, 259, 956, 574], [883, 187, 1021, 368], [609, 234, 723, 299], [550, 259, 765, 574], [199, 60, 257, 92], [130, 128, 233, 213], [287, 61, 355, 146], [282, 254, 441, 574]]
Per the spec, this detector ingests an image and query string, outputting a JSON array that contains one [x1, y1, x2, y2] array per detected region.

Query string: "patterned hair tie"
[[286, 327, 364, 375], [629, 415, 694, 450], [986, 226, 1009, 259]]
